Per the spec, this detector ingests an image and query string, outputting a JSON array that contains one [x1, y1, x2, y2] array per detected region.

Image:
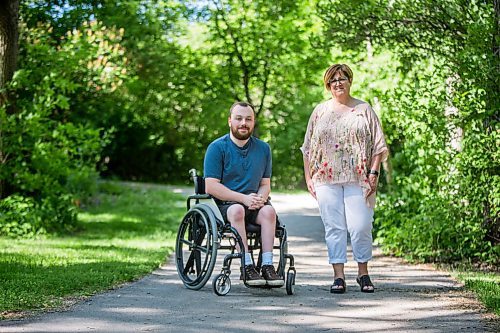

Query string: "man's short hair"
[[229, 101, 256, 117]]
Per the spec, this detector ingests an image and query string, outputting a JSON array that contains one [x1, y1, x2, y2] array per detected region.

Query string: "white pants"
[[315, 183, 374, 264]]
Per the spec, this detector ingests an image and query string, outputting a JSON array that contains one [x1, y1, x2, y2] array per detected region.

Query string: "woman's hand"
[[306, 178, 317, 199], [365, 174, 378, 198]]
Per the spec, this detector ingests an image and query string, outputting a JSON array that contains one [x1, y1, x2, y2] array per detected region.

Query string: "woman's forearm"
[[369, 153, 383, 172], [303, 155, 312, 181]]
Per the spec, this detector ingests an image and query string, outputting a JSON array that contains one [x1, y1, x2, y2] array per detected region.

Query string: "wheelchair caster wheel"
[[213, 273, 231, 296], [286, 270, 295, 295]]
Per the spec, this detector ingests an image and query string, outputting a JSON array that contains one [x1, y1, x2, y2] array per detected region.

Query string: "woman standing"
[[301, 64, 388, 293]]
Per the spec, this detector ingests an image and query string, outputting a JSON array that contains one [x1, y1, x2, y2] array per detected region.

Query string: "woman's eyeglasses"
[[328, 77, 349, 85]]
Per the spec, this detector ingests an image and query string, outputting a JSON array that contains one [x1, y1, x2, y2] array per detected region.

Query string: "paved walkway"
[[1, 192, 497, 332]]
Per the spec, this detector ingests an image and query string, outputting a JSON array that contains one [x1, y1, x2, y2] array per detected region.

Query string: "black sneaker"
[[242, 265, 266, 286], [261, 265, 284, 286]]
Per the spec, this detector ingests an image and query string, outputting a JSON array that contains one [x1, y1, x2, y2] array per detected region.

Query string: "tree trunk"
[[0, 0, 19, 97], [0, 0, 20, 199]]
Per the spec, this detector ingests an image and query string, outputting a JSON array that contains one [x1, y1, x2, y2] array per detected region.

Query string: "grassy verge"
[[1, 184, 498, 320], [452, 270, 500, 316], [0, 181, 186, 319]]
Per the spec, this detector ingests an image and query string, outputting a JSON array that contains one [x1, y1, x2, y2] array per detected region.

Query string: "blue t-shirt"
[[204, 134, 272, 195]]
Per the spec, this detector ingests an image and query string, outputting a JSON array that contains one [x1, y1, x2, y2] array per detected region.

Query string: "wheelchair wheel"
[[286, 269, 296, 295], [175, 205, 218, 290], [212, 273, 231, 296], [277, 236, 288, 276]]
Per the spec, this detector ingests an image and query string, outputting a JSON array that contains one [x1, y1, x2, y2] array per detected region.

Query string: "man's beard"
[[231, 126, 253, 140]]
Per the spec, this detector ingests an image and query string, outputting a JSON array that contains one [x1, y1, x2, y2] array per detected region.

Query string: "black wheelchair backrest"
[[189, 169, 206, 195]]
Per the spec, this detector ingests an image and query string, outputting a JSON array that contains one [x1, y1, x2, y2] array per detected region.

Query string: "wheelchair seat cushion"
[[245, 222, 262, 233]]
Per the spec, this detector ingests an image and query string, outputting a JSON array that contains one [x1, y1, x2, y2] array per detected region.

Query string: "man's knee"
[[257, 205, 276, 224], [227, 204, 245, 223]]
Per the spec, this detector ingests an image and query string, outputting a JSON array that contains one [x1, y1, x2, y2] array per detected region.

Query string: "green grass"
[[1, 184, 498, 319], [453, 270, 500, 316], [0, 181, 186, 318]]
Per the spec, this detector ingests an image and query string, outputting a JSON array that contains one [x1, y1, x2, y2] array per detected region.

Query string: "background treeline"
[[0, 0, 498, 265]]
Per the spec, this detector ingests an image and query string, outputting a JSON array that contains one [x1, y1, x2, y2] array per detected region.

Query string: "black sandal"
[[330, 277, 346, 294], [356, 275, 375, 293]]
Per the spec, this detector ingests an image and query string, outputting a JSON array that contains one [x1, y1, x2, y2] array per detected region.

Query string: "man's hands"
[[205, 177, 270, 209], [243, 193, 266, 210]]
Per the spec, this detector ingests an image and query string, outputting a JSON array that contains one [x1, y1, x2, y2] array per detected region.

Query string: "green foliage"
[[0, 195, 44, 238], [375, 66, 499, 263], [3, 0, 497, 270], [316, 0, 500, 264], [0, 20, 126, 237], [190, 0, 330, 188], [317, 0, 473, 69], [15, 0, 330, 187]]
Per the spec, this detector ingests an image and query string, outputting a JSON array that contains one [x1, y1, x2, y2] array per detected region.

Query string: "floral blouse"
[[301, 99, 388, 207]]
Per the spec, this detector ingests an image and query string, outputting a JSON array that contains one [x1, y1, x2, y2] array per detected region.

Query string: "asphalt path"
[[1, 191, 497, 332]]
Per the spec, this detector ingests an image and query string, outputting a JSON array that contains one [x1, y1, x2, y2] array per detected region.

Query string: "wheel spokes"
[[176, 206, 219, 290], [180, 214, 213, 278], [179, 238, 210, 254]]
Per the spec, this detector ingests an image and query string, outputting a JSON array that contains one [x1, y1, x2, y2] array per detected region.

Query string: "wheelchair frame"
[[175, 169, 296, 296]]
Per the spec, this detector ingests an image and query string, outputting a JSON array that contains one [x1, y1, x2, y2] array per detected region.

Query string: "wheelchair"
[[175, 169, 296, 296]]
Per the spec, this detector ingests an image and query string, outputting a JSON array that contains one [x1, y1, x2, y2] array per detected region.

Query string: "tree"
[[180, 0, 329, 187], [1, 11, 129, 236], [0, 0, 20, 199], [199, 0, 327, 136], [0, 0, 19, 95], [19, 0, 205, 182], [316, 0, 499, 262]]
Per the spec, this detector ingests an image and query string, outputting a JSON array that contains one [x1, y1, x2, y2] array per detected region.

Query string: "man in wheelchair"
[[203, 101, 283, 287]]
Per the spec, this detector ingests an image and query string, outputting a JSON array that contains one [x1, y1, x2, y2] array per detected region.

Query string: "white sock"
[[245, 253, 253, 265], [262, 252, 273, 266]]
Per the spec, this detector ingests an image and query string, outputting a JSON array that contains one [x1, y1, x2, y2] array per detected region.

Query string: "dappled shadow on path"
[[2, 256, 493, 333], [1, 193, 496, 333]]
